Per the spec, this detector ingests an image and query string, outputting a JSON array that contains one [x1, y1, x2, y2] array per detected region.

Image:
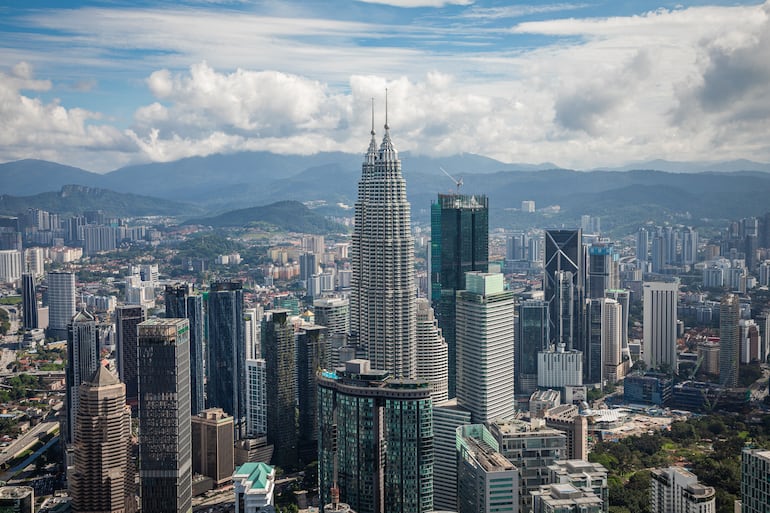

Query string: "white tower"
[[416, 298, 448, 403], [643, 281, 679, 372]]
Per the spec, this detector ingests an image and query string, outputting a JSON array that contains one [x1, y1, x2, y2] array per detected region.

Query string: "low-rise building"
[[233, 462, 276, 513]]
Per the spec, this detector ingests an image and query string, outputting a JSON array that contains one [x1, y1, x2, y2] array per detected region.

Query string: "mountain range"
[[2, 153, 770, 231]]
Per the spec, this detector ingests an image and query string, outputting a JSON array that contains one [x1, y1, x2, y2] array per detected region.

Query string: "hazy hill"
[[0, 185, 200, 217], [184, 200, 346, 234], [0, 159, 100, 196]]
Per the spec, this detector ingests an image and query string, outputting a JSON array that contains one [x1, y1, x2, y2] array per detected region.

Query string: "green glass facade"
[[318, 362, 434, 513], [430, 194, 489, 398]]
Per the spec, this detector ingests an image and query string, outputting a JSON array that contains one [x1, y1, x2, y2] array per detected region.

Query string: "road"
[[0, 419, 59, 468]]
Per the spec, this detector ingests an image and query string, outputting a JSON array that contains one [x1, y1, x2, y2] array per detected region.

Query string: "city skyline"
[[1, 1, 769, 172]]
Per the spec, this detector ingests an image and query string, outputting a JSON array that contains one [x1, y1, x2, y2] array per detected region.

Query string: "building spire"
[[384, 87, 389, 130], [371, 97, 375, 136]]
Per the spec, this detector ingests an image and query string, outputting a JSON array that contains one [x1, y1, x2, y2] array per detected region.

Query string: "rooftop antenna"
[[440, 166, 463, 193], [371, 97, 375, 136], [384, 87, 389, 130]]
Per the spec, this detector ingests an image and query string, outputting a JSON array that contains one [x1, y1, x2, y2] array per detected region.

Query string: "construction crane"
[[439, 166, 463, 193]]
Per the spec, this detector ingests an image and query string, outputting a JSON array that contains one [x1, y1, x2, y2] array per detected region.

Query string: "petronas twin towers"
[[350, 109, 418, 379]]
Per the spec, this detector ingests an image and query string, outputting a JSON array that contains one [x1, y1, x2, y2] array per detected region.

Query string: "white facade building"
[[233, 462, 275, 513], [0, 250, 22, 284], [538, 346, 583, 389], [643, 281, 679, 372], [415, 298, 448, 403], [245, 359, 267, 437], [47, 271, 76, 339], [650, 467, 715, 513]]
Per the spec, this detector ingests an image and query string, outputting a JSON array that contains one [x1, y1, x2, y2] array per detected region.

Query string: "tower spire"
[[384, 87, 389, 130], [371, 97, 375, 136]]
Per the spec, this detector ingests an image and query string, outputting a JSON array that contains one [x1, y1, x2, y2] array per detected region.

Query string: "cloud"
[[462, 3, 588, 20], [356, 0, 472, 7]]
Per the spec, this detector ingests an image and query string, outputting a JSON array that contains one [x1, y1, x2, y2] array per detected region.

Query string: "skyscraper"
[[350, 114, 417, 379], [207, 281, 245, 436], [165, 283, 206, 415], [516, 299, 549, 396], [430, 193, 489, 397], [587, 244, 618, 299], [415, 298, 448, 403], [47, 271, 76, 340], [719, 293, 740, 388], [115, 305, 145, 410], [586, 298, 623, 385], [456, 272, 515, 424], [245, 358, 267, 437], [65, 310, 99, 447], [21, 273, 37, 331], [643, 281, 679, 373], [544, 230, 584, 352], [742, 448, 770, 513], [191, 408, 235, 488], [138, 318, 192, 513], [262, 309, 297, 469], [318, 359, 434, 513], [297, 324, 329, 464], [70, 365, 135, 513]]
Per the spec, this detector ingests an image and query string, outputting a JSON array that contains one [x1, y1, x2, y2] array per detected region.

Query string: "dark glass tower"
[[115, 305, 145, 410], [65, 310, 99, 447], [138, 318, 192, 513], [21, 272, 37, 330], [515, 299, 549, 396], [165, 283, 205, 415], [544, 229, 584, 352], [296, 324, 329, 464], [430, 193, 489, 398], [206, 281, 245, 438], [262, 309, 298, 469]]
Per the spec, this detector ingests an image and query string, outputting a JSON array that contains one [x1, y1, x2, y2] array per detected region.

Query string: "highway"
[[0, 419, 59, 469]]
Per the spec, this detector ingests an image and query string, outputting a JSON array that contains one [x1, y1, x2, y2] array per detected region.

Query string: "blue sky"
[[0, 0, 768, 172]]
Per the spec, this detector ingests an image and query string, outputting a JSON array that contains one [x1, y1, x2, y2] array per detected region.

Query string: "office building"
[[433, 399, 472, 511], [643, 281, 679, 372], [245, 358, 267, 438], [456, 424, 518, 513], [64, 310, 100, 447], [70, 365, 135, 513], [719, 294, 740, 388], [115, 305, 145, 410], [262, 309, 298, 469], [166, 283, 206, 415], [521, 200, 535, 213], [314, 297, 350, 366], [21, 273, 37, 330], [586, 298, 623, 385], [651, 467, 715, 513], [543, 405, 588, 461], [456, 272, 515, 424], [138, 318, 192, 513], [587, 245, 618, 299], [530, 483, 604, 513], [544, 230, 584, 352], [623, 373, 673, 406], [415, 298, 448, 403], [538, 346, 583, 390], [547, 459, 608, 508], [431, 193, 489, 397], [739, 319, 761, 364], [47, 271, 76, 340], [318, 359, 434, 513], [297, 324, 329, 464], [233, 462, 276, 513], [516, 299, 549, 396], [0, 487, 34, 513], [207, 281, 246, 437], [350, 117, 417, 379], [0, 249, 22, 284], [605, 289, 631, 367], [489, 418, 567, 513], [743, 448, 770, 513], [192, 408, 235, 488], [24, 246, 45, 278]]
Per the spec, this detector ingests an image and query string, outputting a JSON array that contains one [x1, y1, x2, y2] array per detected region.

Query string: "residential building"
[[651, 467, 715, 513], [430, 193, 489, 397], [0, 249, 22, 284], [742, 448, 770, 513], [530, 483, 603, 513], [547, 460, 608, 511], [433, 399, 472, 511], [720, 294, 740, 388], [0, 487, 34, 513]]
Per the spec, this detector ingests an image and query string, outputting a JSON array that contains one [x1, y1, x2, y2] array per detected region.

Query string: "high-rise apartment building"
[[743, 448, 770, 513], [165, 283, 206, 415], [318, 359, 434, 513], [415, 298, 448, 403], [297, 324, 329, 464], [643, 281, 679, 372], [245, 358, 267, 437], [138, 318, 192, 513], [650, 467, 715, 513], [262, 309, 297, 469], [21, 273, 37, 330], [719, 293, 740, 388], [244, 306, 264, 360], [585, 298, 623, 385], [350, 118, 417, 379], [191, 408, 235, 488], [47, 271, 76, 340], [433, 399, 472, 511], [544, 230, 584, 352], [207, 281, 245, 437], [70, 365, 135, 513], [605, 289, 631, 366], [637, 227, 649, 265], [456, 424, 518, 513], [516, 299, 549, 396], [314, 297, 350, 366], [430, 193, 489, 397], [115, 305, 145, 410], [0, 249, 22, 284], [64, 310, 100, 447], [456, 272, 515, 424]]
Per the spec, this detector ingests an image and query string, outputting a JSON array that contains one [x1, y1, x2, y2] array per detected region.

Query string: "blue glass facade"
[[165, 283, 205, 415]]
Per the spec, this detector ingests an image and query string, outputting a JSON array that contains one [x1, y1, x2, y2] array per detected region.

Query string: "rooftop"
[[234, 462, 274, 492]]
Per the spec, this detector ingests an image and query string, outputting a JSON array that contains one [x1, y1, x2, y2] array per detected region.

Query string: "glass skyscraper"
[[515, 299, 549, 396], [544, 230, 584, 352], [207, 281, 245, 437], [115, 305, 146, 410], [430, 193, 489, 398], [318, 359, 434, 513], [165, 283, 205, 415]]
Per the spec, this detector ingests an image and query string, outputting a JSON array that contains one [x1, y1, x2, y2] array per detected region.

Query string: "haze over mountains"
[[2, 152, 770, 227]]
